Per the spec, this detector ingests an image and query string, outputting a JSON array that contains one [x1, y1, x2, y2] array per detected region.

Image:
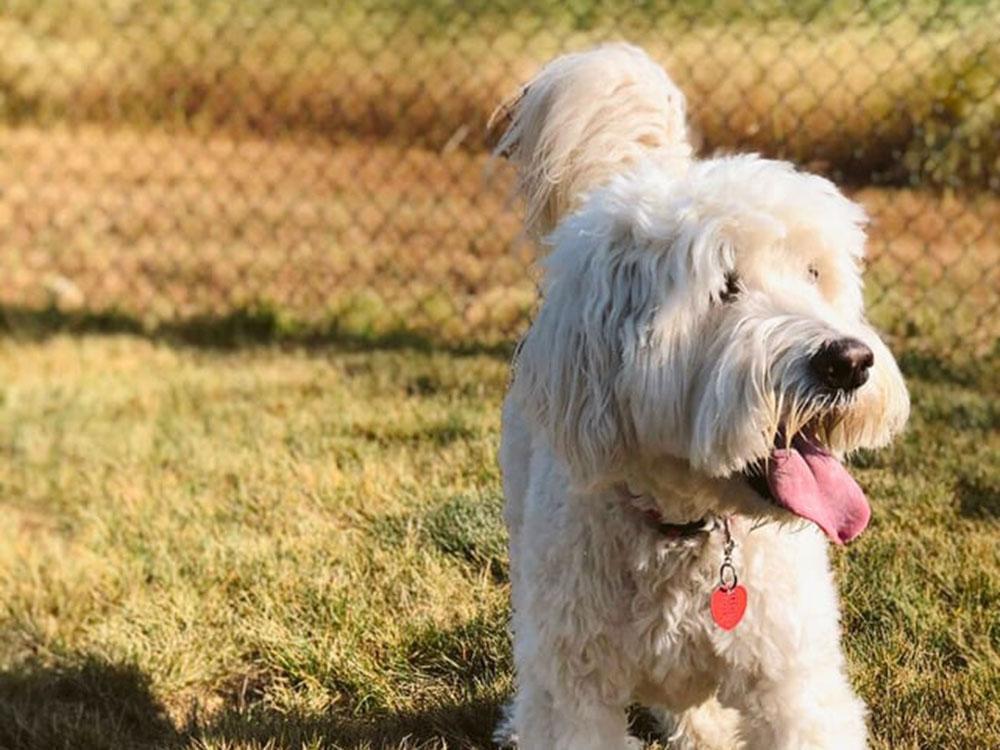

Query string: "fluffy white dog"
[[489, 44, 909, 749]]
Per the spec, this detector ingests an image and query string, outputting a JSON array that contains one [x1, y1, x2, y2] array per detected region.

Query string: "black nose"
[[810, 338, 874, 391]]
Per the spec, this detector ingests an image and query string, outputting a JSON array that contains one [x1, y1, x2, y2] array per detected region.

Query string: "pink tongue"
[[766, 435, 870, 544]]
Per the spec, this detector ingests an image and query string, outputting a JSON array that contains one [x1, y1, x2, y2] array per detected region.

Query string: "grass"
[[0, 334, 996, 749]]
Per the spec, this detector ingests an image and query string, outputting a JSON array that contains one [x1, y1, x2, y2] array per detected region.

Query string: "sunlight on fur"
[[492, 43, 909, 750]]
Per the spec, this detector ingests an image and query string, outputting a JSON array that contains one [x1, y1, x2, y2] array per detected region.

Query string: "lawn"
[[0, 334, 996, 749]]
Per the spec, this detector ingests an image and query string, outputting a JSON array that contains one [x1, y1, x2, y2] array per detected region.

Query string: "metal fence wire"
[[1, 1, 997, 360]]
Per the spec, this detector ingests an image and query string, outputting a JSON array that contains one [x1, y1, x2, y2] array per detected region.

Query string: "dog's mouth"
[[741, 427, 870, 544]]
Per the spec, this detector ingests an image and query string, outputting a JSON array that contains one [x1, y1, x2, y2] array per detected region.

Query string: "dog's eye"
[[719, 272, 741, 303], [808, 264, 820, 283]]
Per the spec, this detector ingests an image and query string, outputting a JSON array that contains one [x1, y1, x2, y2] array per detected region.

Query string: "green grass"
[[0, 334, 996, 749]]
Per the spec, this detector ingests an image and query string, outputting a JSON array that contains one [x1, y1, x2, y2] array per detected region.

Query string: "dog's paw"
[[492, 699, 517, 747]]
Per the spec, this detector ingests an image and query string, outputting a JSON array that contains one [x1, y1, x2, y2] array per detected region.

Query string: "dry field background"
[[0, 0, 998, 361], [0, 128, 997, 358], [2, 1, 998, 185]]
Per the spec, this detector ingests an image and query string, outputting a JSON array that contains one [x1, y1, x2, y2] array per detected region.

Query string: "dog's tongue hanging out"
[[766, 434, 870, 544]]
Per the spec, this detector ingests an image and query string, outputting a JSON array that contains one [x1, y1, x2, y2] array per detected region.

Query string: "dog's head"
[[513, 155, 909, 542]]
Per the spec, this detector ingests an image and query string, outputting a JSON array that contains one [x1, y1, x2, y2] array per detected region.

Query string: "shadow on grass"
[[196, 699, 669, 749], [0, 654, 506, 749], [0, 657, 180, 750], [956, 476, 1000, 520], [896, 349, 995, 389], [0, 304, 516, 358], [3, 304, 993, 386], [195, 697, 503, 750]]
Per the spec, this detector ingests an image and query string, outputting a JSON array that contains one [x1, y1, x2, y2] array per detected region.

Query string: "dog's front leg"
[[704, 523, 869, 749], [726, 665, 868, 750], [509, 672, 636, 750]]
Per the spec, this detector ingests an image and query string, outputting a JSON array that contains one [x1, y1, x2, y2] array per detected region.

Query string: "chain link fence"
[[1, 1, 997, 361]]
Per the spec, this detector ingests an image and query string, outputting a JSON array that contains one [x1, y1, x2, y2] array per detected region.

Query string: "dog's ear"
[[486, 85, 528, 157], [512, 236, 658, 487], [510, 189, 756, 484]]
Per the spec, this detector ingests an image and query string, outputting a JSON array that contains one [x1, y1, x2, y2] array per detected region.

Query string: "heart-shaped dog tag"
[[710, 584, 747, 630]]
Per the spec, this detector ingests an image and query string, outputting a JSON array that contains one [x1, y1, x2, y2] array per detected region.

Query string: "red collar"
[[617, 485, 718, 539]]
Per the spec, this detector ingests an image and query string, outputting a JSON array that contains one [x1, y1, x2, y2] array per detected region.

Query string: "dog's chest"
[[624, 538, 728, 705]]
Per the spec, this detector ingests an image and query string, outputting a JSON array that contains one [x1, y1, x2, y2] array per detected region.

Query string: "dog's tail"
[[489, 43, 691, 242]]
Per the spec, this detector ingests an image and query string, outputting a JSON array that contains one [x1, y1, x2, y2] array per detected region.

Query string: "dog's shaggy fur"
[[490, 44, 909, 749]]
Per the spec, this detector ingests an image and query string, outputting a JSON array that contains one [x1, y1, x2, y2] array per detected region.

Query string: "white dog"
[[490, 44, 909, 749]]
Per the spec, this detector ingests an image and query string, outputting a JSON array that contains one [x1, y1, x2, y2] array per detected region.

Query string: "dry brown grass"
[[2, 2, 996, 356], [1, 124, 997, 355], [0, 126, 530, 340], [0, 335, 996, 749]]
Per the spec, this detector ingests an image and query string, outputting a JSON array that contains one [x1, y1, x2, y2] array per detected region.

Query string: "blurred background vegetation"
[[3, 0, 997, 187], [0, 0, 997, 363]]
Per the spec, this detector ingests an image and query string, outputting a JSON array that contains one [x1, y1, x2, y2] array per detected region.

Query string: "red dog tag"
[[710, 584, 747, 630]]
